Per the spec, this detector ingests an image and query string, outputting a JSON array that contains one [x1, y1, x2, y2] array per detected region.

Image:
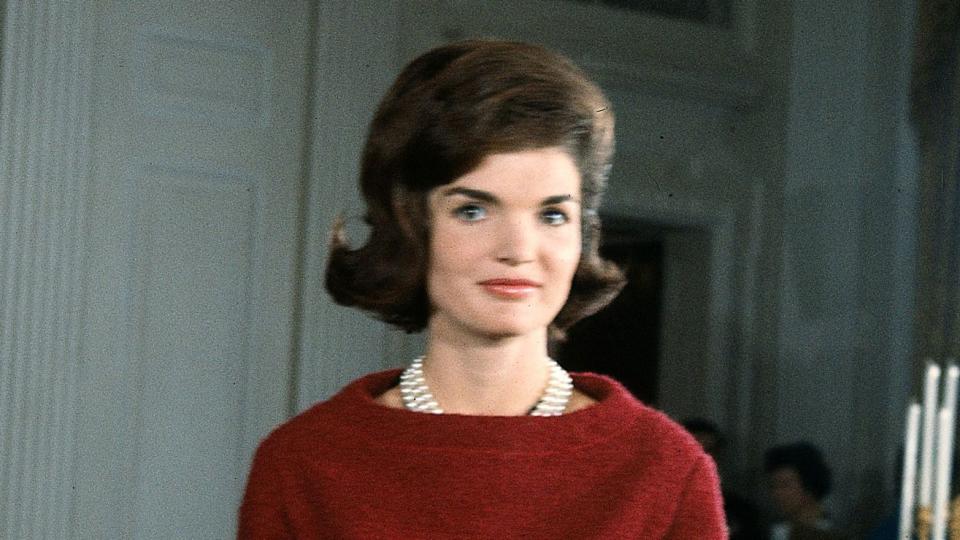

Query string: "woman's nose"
[[495, 216, 537, 265]]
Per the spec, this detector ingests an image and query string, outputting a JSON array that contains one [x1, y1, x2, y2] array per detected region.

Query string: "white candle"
[[920, 362, 942, 508], [899, 403, 921, 540], [944, 363, 959, 416], [932, 408, 955, 540]]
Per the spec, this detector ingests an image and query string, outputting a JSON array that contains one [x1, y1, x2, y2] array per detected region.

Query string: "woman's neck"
[[421, 327, 553, 416], [790, 501, 825, 528]]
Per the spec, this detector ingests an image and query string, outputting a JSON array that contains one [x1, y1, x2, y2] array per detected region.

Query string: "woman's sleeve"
[[664, 453, 728, 539], [237, 442, 294, 539]]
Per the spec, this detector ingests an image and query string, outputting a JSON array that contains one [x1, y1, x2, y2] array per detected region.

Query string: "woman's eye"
[[541, 208, 569, 226], [454, 204, 486, 222]]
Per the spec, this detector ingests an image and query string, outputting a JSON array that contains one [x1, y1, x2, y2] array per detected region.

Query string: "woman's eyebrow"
[[541, 194, 580, 206], [440, 187, 580, 206], [440, 187, 498, 203]]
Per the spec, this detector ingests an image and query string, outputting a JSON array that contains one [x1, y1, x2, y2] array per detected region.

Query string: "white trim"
[[296, 0, 403, 409], [729, 181, 765, 472], [604, 190, 739, 426], [0, 1, 96, 537]]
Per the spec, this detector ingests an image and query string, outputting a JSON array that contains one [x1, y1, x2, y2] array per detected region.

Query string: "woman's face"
[[768, 467, 815, 519], [426, 147, 582, 340]]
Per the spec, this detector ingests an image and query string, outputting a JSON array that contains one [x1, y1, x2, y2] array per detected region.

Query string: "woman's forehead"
[[435, 147, 581, 200]]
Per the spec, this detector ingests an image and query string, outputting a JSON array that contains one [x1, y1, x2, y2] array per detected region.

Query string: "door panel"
[[127, 170, 253, 536], [79, 2, 311, 537]]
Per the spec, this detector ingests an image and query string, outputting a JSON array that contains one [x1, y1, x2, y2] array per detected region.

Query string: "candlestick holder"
[[915, 498, 960, 539], [950, 497, 960, 539], [917, 505, 931, 540]]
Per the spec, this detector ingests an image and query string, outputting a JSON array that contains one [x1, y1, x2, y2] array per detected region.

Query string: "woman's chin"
[[469, 320, 552, 341], [428, 306, 560, 342]]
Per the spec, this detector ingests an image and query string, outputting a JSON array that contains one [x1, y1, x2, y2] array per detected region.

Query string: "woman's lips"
[[479, 279, 540, 299]]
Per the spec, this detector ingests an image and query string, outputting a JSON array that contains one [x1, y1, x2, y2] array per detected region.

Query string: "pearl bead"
[[399, 356, 573, 416]]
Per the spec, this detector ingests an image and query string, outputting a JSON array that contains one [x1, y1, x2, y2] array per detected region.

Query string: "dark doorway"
[[555, 231, 664, 405]]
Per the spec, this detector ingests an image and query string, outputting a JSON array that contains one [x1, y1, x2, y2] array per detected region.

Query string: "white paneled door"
[[78, 2, 311, 538]]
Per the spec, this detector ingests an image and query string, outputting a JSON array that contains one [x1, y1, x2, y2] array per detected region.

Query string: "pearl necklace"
[[399, 356, 574, 416]]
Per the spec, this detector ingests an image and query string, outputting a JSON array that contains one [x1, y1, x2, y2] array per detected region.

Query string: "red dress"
[[239, 369, 727, 539]]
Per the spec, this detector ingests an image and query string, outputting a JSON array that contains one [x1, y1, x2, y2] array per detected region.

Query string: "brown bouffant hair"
[[325, 39, 625, 338]]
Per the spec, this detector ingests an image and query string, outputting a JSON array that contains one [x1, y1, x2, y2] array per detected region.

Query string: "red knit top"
[[238, 369, 727, 539]]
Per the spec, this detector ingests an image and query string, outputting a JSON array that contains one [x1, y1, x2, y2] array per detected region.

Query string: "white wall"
[[294, 0, 407, 409], [769, 0, 918, 528], [2, 1, 317, 537], [0, 0, 922, 536]]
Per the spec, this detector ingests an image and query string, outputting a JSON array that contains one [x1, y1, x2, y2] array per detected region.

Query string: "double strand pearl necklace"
[[399, 356, 574, 416]]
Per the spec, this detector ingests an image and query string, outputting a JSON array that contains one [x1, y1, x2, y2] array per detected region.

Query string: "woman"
[[765, 442, 843, 540], [239, 39, 725, 539]]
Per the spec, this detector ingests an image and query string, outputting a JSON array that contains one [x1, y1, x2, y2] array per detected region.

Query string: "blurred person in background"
[[764, 441, 846, 540], [684, 418, 763, 540]]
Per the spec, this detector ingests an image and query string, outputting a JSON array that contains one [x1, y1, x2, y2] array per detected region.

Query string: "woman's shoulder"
[[255, 370, 400, 456], [571, 371, 706, 459], [252, 401, 336, 460]]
